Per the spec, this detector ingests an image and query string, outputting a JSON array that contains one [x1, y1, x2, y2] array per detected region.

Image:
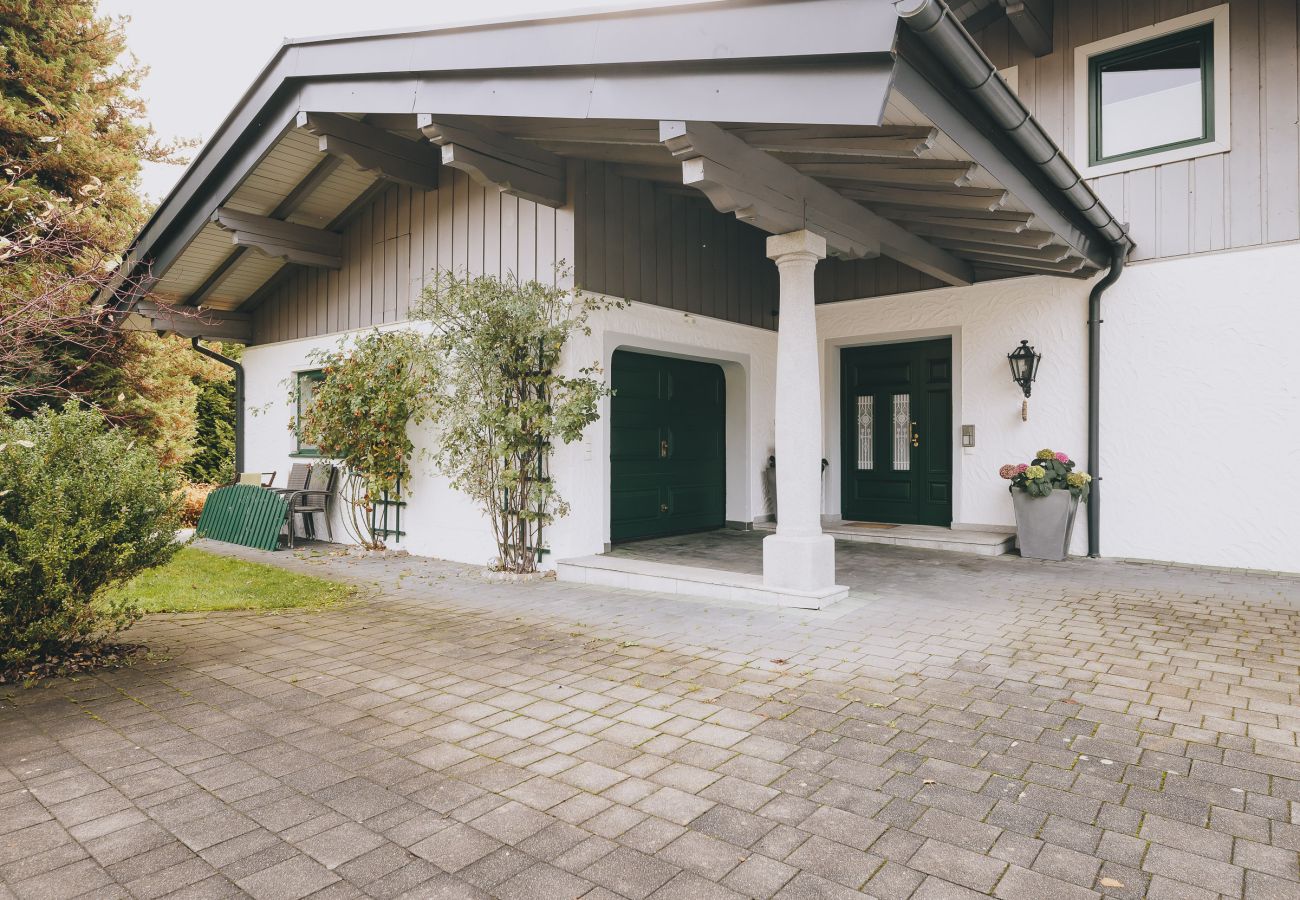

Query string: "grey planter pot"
[[1011, 489, 1080, 561]]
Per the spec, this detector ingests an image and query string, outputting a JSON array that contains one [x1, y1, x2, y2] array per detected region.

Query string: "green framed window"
[[1088, 23, 1214, 167], [294, 369, 325, 456]]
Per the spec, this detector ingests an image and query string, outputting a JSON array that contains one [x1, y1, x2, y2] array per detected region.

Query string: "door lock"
[[660, 439, 669, 459], [911, 421, 920, 448], [660, 503, 669, 513]]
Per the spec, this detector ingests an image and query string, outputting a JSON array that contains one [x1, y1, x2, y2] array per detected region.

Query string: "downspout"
[[893, 0, 1135, 557], [191, 337, 245, 476], [1086, 248, 1124, 557]]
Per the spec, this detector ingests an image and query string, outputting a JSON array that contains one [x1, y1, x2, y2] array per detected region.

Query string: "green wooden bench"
[[195, 484, 290, 551]]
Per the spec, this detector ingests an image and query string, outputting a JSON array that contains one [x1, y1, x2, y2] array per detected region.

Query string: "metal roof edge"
[[893, 0, 1133, 254]]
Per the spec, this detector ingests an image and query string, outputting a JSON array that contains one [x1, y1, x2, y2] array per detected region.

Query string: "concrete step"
[[754, 520, 1015, 556], [556, 554, 848, 609]]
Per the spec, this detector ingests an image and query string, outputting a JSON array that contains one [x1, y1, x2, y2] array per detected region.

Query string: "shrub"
[[0, 403, 183, 673], [297, 329, 427, 548], [177, 481, 215, 527]]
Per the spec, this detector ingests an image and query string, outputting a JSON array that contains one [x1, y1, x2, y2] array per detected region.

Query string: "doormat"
[[842, 522, 898, 530]]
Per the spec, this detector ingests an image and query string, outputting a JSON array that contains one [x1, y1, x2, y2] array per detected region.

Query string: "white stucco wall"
[[817, 240, 1300, 572], [240, 300, 777, 567], [242, 240, 1300, 574]]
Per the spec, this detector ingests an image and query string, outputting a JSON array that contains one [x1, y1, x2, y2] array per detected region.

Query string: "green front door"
[[610, 350, 725, 542], [841, 338, 952, 526]]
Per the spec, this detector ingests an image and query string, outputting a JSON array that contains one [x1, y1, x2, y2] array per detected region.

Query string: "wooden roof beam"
[[872, 205, 1036, 233], [297, 112, 440, 191], [836, 184, 1011, 212], [420, 116, 566, 208], [785, 160, 976, 187], [931, 238, 1072, 263], [124, 300, 253, 343], [211, 207, 343, 269], [660, 120, 972, 286], [724, 125, 938, 158], [1001, 0, 1053, 57], [959, 249, 1088, 273], [184, 154, 343, 306], [905, 222, 1058, 249]]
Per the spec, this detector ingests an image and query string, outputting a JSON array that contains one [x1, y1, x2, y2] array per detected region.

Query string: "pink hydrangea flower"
[[1015, 464, 1028, 474], [998, 464, 1017, 479], [1055, 452, 1070, 463]]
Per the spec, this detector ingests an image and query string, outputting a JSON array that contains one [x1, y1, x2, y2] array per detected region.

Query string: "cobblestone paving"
[[4, 533, 1300, 899]]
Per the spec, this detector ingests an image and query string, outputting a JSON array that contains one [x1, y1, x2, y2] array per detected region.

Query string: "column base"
[[762, 532, 843, 593]]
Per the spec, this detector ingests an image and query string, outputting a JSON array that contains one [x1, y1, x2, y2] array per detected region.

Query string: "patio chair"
[[236, 471, 276, 487], [272, 463, 310, 494], [285, 463, 337, 546]]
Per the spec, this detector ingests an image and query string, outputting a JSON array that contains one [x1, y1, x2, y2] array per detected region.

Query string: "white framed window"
[[1073, 5, 1229, 178]]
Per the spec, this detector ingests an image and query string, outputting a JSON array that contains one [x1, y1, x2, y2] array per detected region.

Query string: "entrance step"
[[556, 555, 849, 610], [755, 520, 1015, 556]]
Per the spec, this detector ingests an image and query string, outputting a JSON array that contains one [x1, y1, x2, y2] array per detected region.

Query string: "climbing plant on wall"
[[414, 269, 619, 574], [295, 329, 426, 549]]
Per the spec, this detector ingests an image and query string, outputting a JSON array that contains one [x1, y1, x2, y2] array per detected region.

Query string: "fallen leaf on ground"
[[1099, 877, 1125, 888]]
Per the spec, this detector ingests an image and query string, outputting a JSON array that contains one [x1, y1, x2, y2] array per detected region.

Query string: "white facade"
[[244, 238, 1300, 575]]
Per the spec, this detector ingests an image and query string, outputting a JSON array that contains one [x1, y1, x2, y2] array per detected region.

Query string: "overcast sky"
[[99, 0, 693, 202]]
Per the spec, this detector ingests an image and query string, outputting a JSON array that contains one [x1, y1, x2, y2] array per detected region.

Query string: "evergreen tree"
[[0, 0, 222, 471], [185, 343, 239, 484], [0, 0, 176, 257]]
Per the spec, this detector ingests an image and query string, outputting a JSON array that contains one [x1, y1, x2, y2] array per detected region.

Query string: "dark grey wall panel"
[[574, 160, 949, 327]]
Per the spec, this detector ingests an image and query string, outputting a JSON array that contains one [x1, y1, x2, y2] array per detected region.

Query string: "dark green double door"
[[841, 338, 952, 526], [610, 350, 725, 542]]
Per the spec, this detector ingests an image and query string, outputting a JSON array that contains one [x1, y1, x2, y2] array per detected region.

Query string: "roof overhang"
[[110, 0, 1127, 322]]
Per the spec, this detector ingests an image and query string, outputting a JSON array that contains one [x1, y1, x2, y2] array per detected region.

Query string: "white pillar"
[[763, 230, 838, 593]]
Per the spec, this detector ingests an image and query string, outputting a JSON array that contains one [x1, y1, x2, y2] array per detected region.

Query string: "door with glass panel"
[[840, 339, 952, 526]]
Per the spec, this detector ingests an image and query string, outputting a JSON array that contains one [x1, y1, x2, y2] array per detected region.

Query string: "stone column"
[[763, 230, 836, 592]]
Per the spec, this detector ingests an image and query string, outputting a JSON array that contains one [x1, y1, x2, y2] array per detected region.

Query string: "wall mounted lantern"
[[1007, 339, 1041, 421]]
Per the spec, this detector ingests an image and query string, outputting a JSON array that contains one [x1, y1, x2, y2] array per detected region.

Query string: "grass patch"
[[105, 547, 354, 614]]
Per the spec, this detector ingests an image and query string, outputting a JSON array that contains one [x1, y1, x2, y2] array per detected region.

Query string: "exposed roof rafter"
[[1001, 0, 1053, 57], [419, 116, 567, 207], [211, 207, 343, 269], [661, 120, 972, 285], [297, 112, 441, 190]]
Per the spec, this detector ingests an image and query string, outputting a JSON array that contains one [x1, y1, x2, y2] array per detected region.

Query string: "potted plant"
[[999, 449, 1092, 560]]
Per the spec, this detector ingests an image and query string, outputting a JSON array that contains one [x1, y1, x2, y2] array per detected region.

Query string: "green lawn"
[[105, 547, 354, 613]]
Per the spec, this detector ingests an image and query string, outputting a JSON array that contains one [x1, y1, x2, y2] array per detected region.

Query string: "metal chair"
[[236, 471, 277, 487], [285, 463, 336, 546], [272, 463, 311, 497]]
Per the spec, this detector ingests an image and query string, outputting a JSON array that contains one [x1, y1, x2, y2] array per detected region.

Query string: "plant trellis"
[[195, 484, 288, 551]]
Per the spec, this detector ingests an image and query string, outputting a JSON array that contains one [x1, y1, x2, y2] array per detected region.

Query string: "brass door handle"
[[911, 421, 920, 448], [660, 503, 669, 513], [660, 439, 669, 458]]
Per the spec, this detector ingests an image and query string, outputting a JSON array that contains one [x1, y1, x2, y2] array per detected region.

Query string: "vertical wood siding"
[[974, 0, 1300, 262], [573, 161, 946, 330], [574, 160, 779, 330], [252, 167, 561, 344]]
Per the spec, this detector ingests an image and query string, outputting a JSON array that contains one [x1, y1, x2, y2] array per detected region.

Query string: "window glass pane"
[[856, 395, 874, 471], [297, 371, 322, 452], [1098, 32, 1207, 160], [892, 394, 910, 472]]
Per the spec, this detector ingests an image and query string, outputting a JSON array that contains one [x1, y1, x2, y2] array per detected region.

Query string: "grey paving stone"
[[908, 838, 1008, 893], [581, 846, 679, 899], [6, 537, 1300, 900], [233, 855, 339, 900]]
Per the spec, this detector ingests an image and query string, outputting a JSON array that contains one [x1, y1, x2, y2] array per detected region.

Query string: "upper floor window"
[[1074, 6, 1229, 178]]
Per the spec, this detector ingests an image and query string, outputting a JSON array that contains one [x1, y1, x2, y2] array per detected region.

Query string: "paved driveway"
[[3, 536, 1300, 900]]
